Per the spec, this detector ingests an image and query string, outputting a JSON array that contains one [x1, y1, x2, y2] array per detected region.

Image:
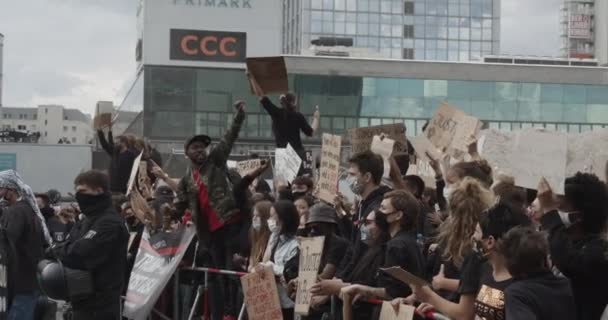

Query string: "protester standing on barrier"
[[0, 170, 51, 320], [51, 170, 129, 320], [97, 126, 138, 196], [175, 100, 246, 320], [259, 93, 320, 160]]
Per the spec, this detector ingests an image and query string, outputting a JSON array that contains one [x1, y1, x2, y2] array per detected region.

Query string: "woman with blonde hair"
[[428, 177, 495, 297], [247, 200, 273, 271]]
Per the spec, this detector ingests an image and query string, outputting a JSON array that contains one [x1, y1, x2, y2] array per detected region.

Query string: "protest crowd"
[[1, 85, 608, 320]]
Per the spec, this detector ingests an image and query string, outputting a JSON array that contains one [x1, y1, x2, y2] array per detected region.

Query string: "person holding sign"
[[175, 101, 246, 320], [340, 190, 425, 302], [96, 126, 138, 195], [259, 93, 320, 160]]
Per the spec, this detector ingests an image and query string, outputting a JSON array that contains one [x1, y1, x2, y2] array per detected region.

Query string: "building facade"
[[0, 33, 4, 107], [0, 105, 93, 144], [560, 0, 608, 65], [283, 0, 501, 61]]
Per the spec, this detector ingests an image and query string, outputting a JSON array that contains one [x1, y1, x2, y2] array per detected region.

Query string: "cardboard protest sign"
[[348, 123, 407, 155], [409, 134, 441, 161], [241, 267, 283, 320], [137, 161, 153, 200], [407, 160, 436, 189], [512, 129, 567, 194], [295, 236, 325, 316], [379, 302, 416, 320], [237, 159, 262, 177], [275, 144, 302, 183], [93, 113, 113, 130], [246, 57, 288, 96], [424, 103, 481, 153], [123, 226, 196, 320], [566, 129, 608, 182], [371, 135, 395, 178], [318, 134, 342, 204], [478, 129, 515, 177], [381, 267, 429, 287], [126, 152, 144, 196]]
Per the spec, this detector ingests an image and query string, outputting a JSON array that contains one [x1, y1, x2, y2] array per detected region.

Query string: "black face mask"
[[75, 192, 109, 215], [293, 191, 307, 199], [308, 227, 324, 237]]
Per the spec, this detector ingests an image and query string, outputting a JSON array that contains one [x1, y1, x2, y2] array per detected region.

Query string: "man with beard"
[[175, 101, 246, 320], [51, 170, 129, 320], [0, 170, 52, 320]]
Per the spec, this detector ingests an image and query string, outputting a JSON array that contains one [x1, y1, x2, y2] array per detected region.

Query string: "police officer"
[[52, 170, 128, 320]]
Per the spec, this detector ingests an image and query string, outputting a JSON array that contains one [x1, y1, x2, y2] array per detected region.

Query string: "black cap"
[[184, 134, 211, 151]]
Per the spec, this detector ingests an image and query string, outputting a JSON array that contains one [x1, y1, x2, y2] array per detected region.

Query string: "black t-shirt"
[[377, 229, 425, 298], [320, 235, 352, 275], [457, 254, 512, 320], [46, 216, 73, 243], [505, 272, 577, 320], [260, 97, 313, 153]]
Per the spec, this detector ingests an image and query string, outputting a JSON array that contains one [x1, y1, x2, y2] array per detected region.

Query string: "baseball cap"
[[184, 134, 211, 151]]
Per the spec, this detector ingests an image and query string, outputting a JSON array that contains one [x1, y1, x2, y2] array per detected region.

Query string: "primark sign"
[[172, 0, 252, 8]]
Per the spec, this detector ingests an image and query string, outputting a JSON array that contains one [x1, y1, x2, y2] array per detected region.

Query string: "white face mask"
[[443, 187, 452, 203], [252, 217, 262, 231], [267, 219, 278, 234], [558, 210, 580, 228]]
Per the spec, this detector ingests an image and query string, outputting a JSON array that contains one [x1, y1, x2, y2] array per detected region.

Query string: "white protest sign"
[[566, 129, 608, 182], [274, 144, 302, 183], [318, 134, 342, 204], [409, 134, 441, 161], [237, 159, 262, 177], [295, 236, 325, 316], [512, 129, 567, 194], [126, 151, 144, 196], [478, 129, 516, 177], [371, 135, 395, 178]]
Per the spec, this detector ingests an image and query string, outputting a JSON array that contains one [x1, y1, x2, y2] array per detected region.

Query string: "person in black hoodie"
[[97, 127, 137, 195], [51, 170, 129, 320], [537, 173, 608, 320], [499, 226, 577, 320]]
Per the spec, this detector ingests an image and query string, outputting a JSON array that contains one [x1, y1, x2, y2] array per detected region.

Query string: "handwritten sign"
[[246, 57, 288, 96], [241, 267, 283, 320], [407, 160, 436, 189], [295, 236, 325, 316], [566, 129, 608, 182], [237, 159, 262, 177], [318, 134, 342, 204], [371, 135, 395, 178], [409, 134, 441, 161], [348, 123, 407, 155], [478, 129, 515, 177], [381, 267, 429, 287], [275, 144, 302, 183], [379, 302, 415, 320], [512, 129, 567, 194], [126, 151, 144, 196], [424, 103, 481, 153]]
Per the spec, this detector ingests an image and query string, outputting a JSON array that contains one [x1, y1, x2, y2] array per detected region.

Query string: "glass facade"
[[134, 65, 608, 142], [289, 0, 500, 61]]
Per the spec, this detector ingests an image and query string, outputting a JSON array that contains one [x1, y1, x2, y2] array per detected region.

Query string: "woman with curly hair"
[[537, 173, 608, 320]]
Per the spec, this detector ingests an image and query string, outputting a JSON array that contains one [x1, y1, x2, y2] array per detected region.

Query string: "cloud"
[[0, 0, 563, 116]]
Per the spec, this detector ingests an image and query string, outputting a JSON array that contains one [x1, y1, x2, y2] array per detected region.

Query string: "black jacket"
[[0, 200, 44, 294], [97, 130, 138, 194], [541, 210, 608, 320], [54, 194, 129, 311]]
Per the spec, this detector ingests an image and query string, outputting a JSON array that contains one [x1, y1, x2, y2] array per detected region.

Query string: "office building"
[[283, 0, 501, 61], [0, 33, 4, 107], [560, 0, 608, 65], [0, 105, 93, 144]]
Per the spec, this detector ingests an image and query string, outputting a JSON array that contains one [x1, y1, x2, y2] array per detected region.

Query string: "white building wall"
[[596, 0, 608, 65]]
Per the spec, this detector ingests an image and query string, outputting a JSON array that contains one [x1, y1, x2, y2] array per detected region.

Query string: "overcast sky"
[[0, 0, 562, 115]]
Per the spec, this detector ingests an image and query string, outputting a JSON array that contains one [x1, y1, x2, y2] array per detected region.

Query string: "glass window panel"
[[414, 2, 425, 14], [312, 11, 323, 20], [359, 118, 370, 127], [381, 24, 391, 35], [586, 86, 608, 104], [563, 104, 587, 122], [563, 85, 586, 104], [540, 103, 564, 122], [448, 40, 459, 49], [358, 13, 369, 22], [346, 0, 357, 10], [471, 28, 481, 40], [369, 0, 380, 11], [587, 105, 608, 123], [415, 16, 425, 25], [356, 36, 368, 46], [381, 37, 391, 48], [540, 84, 564, 103], [369, 23, 380, 35], [449, 3, 459, 15], [460, 28, 470, 40], [312, 0, 322, 9], [323, 21, 333, 33], [381, 0, 391, 12], [369, 36, 380, 47], [392, 1, 403, 13], [471, 2, 482, 16], [424, 80, 448, 97], [336, 12, 346, 21], [358, 23, 369, 35], [437, 40, 447, 49], [482, 29, 492, 40], [482, 41, 492, 51], [347, 12, 357, 21], [415, 39, 425, 49], [404, 38, 414, 47], [482, 18, 492, 28], [392, 15, 403, 24], [358, 0, 369, 10], [437, 49, 448, 60], [381, 14, 391, 23], [460, 4, 469, 16], [346, 22, 356, 34], [322, 11, 333, 20], [323, 0, 334, 9], [448, 81, 472, 99], [459, 40, 470, 51], [471, 41, 481, 51], [404, 15, 414, 24], [391, 48, 402, 58], [459, 51, 469, 60], [449, 27, 459, 39], [392, 38, 401, 48], [460, 17, 471, 27], [370, 13, 380, 23], [392, 25, 402, 37], [494, 101, 518, 121], [312, 22, 322, 32], [336, 0, 346, 10], [335, 21, 346, 33], [415, 26, 426, 38]]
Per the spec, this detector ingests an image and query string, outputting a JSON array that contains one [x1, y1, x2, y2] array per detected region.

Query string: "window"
[[45, 132, 47, 137], [403, 1, 414, 16], [33, 114, 37, 120], [72, 137, 77, 143], [45, 108, 48, 114], [19, 114, 23, 119], [403, 48, 414, 59], [404, 25, 414, 38], [17, 125, 26, 130], [63, 126, 68, 132], [2, 114, 6, 119], [45, 120, 48, 126], [64, 116, 68, 120], [72, 126, 77, 132]]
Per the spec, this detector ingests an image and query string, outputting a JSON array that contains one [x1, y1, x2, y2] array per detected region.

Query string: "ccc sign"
[[170, 29, 246, 62]]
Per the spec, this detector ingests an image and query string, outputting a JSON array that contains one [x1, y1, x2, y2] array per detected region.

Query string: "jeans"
[[8, 294, 38, 320]]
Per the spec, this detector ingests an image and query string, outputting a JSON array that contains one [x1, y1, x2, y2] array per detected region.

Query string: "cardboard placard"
[[318, 134, 342, 204], [237, 159, 262, 177], [409, 134, 441, 161], [126, 151, 144, 196], [246, 57, 288, 96], [566, 129, 608, 182], [424, 103, 481, 153], [241, 267, 283, 320], [379, 302, 416, 320], [381, 267, 429, 287], [371, 135, 395, 178], [275, 144, 302, 183], [407, 160, 436, 189], [295, 236, 325, 316], [342, 292, 352, 320], [348, 123, 407, 155], [478, 129, 516, 177], [93, 113, 113, 130]]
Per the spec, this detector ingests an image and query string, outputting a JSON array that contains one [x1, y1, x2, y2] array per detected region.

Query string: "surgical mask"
[[267, 219, 278, 234], [558, 210, 581, 228], [360, 224, 372, 243], [252, 217, 262, 231], [443, 187, 452, 204], [348, 176, 365, 195]]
